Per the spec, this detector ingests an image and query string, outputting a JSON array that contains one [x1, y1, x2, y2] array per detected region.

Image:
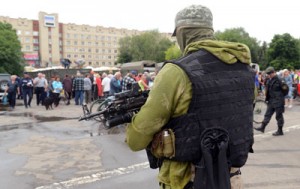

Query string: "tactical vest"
[[163, 49, 255, 167]]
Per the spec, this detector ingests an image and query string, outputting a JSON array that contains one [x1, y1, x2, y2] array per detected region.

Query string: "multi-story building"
[[0, 12, 172, 67]]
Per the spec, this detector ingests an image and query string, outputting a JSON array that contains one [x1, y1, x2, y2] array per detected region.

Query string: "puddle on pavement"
[[0, 123, 34, 131], [1, 111, 124, 135], [5, 113, 78, 122]]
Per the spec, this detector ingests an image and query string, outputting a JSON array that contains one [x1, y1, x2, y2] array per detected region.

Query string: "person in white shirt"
[[101, 73, 111, 98]]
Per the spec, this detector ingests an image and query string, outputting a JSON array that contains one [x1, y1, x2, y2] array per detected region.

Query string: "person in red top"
[[95, 73, 103, 99]]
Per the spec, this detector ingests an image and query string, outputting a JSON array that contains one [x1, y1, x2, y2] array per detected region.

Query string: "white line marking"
[[254, 124, 300, 139], [35, 162, 149, 189], [36, 125, 300, 189]]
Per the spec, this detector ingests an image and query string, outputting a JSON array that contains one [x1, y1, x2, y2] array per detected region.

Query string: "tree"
[[165, 44, 182, 60], [117, 30, 173, 63], [215, 27, 261, 63], [267, 33, 300, 70], [0, 22, 24, 75]]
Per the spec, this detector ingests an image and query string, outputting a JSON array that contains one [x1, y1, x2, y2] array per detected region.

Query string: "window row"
[[66, 54, 117, 60], [64, 40, 118, 47], [65, 48, 117, 54], [65, 33, 120, 41]]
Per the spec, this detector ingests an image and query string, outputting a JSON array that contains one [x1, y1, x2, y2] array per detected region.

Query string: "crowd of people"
[[4, 70, 156, 111]]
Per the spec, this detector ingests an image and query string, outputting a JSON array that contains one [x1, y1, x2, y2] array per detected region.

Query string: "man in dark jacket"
[[255, 66, 285, 136]]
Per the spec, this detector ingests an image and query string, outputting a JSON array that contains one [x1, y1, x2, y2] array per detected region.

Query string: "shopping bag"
[[2, 95, 8, 105]]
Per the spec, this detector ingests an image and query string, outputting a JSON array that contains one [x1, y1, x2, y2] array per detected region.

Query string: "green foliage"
[[215, 27, 261, 63], [267, 33, 300, 70], [165, 44, 182, 60], [117, 30, 173, 63], [0, 22, 24, 75]]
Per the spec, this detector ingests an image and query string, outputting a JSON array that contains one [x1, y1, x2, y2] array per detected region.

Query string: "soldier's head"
[[265, 67, 276, 78], [173, 5, 214, 52]]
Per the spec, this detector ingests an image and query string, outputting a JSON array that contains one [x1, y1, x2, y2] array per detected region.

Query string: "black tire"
[[253, 99, 267, 124], [89, 99, 105, 113], [89, 99, 106, 122]]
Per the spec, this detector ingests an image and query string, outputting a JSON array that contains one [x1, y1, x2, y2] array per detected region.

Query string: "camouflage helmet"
[[172, 5, 213, 36]]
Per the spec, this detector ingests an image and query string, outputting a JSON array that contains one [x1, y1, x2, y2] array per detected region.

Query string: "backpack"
[[280, 79, 289, 96]]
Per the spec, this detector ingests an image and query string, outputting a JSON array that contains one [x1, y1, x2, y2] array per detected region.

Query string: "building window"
[[81, 55, 85, 58], [95, 49, 99, 53], [88, 48, 91, 53], [33, 31, 39, 36], [67, 54, 71, 58], [74, 41, 78, 45], [33, 39, 39, 44], [33, 46, 39, 51], [66, 33, 70, 38], [25, 45, 30, 51], [88, 55, 92, 58], [25, 38, 30, 43], [74, 34, 78, 38], [17, 30, 22, 35], [66, 41, 71, 45], [25, 31, 31, 35], [81, 41, 85, 45], [74, 54, 78, 58], [114, 50, 118, 53]]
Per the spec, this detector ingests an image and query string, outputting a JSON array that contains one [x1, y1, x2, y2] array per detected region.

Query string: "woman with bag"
[[5, 75, 20, 110]]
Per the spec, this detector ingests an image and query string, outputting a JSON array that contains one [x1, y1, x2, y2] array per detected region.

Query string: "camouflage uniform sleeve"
[[126, 63, 192, 151]]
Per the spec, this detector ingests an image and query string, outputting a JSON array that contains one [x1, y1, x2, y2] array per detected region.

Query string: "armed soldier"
[[254, 66, 285, 136], [126, 4, 255, 189]]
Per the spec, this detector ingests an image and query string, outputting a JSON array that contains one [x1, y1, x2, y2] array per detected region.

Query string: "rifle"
[[79, 82, 148, 128]]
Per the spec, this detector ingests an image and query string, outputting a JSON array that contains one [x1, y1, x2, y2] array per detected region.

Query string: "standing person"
[[95, 73, 103, 99], [16, 75, 23, 99], [72, 72, 84, 105], [21, 72, 34, 108], [126, 5, 255, 189], [62, 74, 72, 105], [52, 76, 63, 107], [4, 75, 20, 110], [33, 73, 48, 106], [121, 71, 136, 92], [138, 73, 149, 91], [101, 73, 111, 98], [109, 71, 122, 96], [255, 66, 285, 136], [84, 74, 92, 104], [282, 69, 293, 108], [89, 71, 97, 101]]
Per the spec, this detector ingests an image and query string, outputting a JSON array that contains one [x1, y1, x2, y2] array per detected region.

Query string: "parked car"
[[0, 73, 11, 101]]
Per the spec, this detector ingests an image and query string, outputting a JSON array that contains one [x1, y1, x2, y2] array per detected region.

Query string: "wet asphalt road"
[[1, 99, 300, 189]]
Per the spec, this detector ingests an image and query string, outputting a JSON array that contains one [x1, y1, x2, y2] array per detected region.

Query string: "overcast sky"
[[0, 0, 299, 43]]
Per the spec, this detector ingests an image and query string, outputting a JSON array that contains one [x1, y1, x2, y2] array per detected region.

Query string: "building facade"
[[0, 12, 171, 67]]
